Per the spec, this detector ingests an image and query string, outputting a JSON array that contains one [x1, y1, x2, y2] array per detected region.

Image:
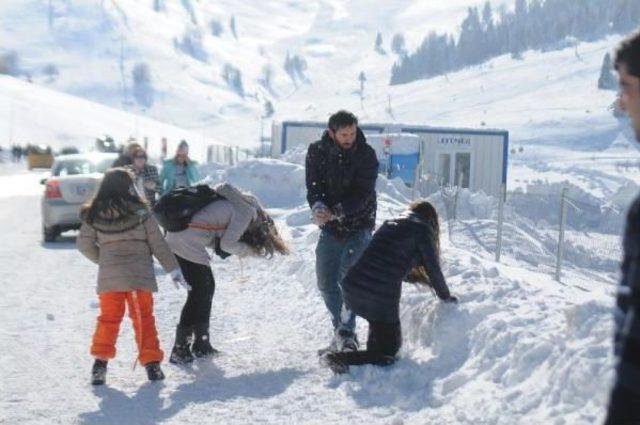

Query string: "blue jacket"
[[341, 213, 450, 323], [159, 159, 200, 195]]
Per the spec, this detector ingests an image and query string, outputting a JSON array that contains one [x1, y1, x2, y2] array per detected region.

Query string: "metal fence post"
[[495, 184, 505, 262], [555, 186, 568, 282], [412, 165, 419, 200]]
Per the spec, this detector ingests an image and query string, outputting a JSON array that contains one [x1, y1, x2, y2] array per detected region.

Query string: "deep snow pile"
[[196, 158, 617, 424]]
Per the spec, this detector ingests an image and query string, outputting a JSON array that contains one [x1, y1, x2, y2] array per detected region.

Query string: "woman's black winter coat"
[[341, 213, 450, 323]]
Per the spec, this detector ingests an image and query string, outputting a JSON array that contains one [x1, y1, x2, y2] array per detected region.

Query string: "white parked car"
[[41, 153, 118, 242]]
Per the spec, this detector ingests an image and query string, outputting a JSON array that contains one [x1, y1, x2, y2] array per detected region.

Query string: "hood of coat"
[[214, 182, 261, 214], [80, 202, 150, 233]]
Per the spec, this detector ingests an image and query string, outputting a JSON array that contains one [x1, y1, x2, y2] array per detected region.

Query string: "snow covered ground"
[[0, 156, 620, 424], [0, 0, 637, 423]]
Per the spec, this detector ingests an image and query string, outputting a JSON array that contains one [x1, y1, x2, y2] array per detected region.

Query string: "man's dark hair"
[[615, 30, 640, 78], [328, 110, 358, 132]]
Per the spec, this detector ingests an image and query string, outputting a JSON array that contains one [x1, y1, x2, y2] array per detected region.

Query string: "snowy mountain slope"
[[277, 34, 621, 148], [0, 74, 210, 159], [0, 0, 321, 146], [1, 0, 616, 153]]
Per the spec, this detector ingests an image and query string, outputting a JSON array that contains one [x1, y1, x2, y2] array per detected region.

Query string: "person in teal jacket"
[[160, 140, 200, 195]]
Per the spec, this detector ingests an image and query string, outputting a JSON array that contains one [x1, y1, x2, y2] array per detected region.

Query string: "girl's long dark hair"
[[406, 199, 441, 287], [240, 207, 289, 257], [83, 168, 147, 224]]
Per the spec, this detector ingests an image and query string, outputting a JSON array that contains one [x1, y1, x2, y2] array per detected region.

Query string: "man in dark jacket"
[[605, 30, 640, 425], [306, 110, 379, 352]]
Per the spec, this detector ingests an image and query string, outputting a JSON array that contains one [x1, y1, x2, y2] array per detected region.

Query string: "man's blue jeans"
[[315, 229, 372, 334]]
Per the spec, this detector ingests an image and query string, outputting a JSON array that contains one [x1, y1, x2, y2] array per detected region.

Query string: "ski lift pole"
[[412, 165, 418, 201], [495, 184, 505, 263], [412, 139, 424, 200], [555, 187, 568, 282]]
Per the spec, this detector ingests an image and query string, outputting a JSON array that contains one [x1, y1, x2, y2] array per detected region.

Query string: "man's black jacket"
[[305, 128, 378, 237]]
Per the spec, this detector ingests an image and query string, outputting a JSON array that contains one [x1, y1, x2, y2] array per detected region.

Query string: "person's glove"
[[170, 269, 191, 291], [311, 202, 331, 226], [331, 203, 344, 221], [214, 237, 231, 259], [442, 295, 458, 304]]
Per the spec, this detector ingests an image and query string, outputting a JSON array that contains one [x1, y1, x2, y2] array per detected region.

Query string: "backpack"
[[153, 185, 224, 232]]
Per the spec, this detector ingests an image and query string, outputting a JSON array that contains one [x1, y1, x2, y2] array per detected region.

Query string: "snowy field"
[[0, 0, 637, 423]]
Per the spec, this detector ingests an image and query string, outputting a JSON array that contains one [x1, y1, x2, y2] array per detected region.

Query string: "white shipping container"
[[271, 121, 508, 197]]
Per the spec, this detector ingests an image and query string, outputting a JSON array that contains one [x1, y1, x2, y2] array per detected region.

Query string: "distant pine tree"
[[0, 51, 19, 76], [222, 64, 244, 97], [391, 33, 406, 56], [375, 32, 386, 55], [390, 0, 640, 86], [209, 19, 223, 37], [598, 53, 617, 91], [175, 28, 208, 62], [263, 100, 275, 118], [153, 0, 165, 13], [358, 71, 366, 97], [132, 63, 154, 108], [259, 64, 274, 92], [180, 0, 197, 24], [230, 15, 238, 39]]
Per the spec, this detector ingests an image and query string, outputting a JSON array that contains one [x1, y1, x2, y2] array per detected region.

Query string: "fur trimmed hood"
[[80, 202, 151, 234]]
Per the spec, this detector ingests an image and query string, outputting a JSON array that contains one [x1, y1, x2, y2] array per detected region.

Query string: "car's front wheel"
[[43, 225, 59, 242]]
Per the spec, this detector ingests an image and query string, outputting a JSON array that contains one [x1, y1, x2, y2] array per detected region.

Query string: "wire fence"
[[200, 144, 623, 283], [414, 177, 623, 283], [205, 143, 261, 165]]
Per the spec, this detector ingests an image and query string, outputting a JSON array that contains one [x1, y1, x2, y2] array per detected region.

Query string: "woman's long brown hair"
[[405, 200, 441, 287], [239, 207, 290, 257], [82, 168, 147, 224]]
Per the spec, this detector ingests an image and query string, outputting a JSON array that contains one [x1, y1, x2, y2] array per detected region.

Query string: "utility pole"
[[555, 187, 568, 282], [8, 97, 15, 145], [495, 184, 505, 262]]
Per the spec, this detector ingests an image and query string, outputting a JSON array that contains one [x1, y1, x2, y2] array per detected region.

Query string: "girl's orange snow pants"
[[90, 290, 163, 365]]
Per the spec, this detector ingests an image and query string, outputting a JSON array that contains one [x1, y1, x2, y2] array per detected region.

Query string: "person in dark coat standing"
[[320, 200, 457, 374], [605, 30, 640, 425], [305, 110, 379, 352]]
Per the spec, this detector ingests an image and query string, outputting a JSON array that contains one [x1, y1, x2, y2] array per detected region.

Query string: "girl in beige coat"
[[77, 168, 189, 385]]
